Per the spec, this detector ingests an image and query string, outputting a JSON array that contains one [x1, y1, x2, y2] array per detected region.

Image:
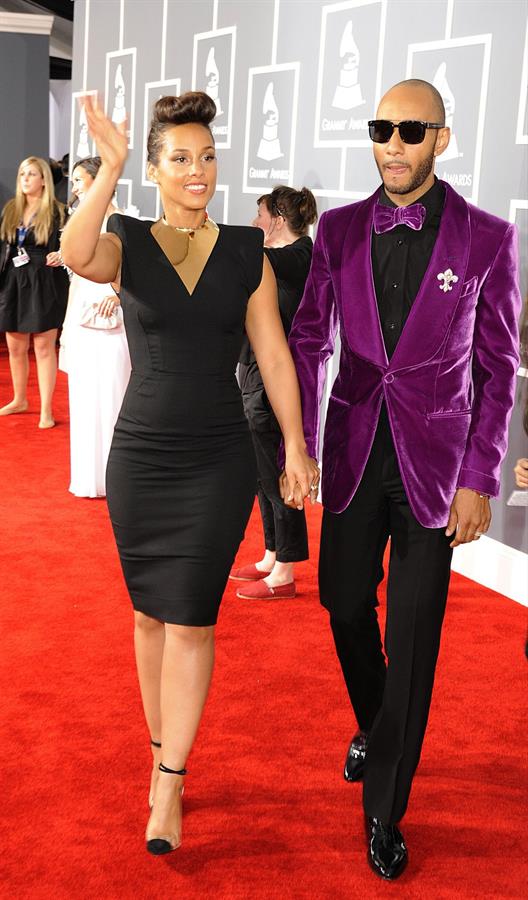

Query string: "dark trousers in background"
[[250, 427, 309, 563], [319, 412, 453, 824]]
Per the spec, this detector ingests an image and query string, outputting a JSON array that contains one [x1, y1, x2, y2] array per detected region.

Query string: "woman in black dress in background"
[[232, 186, 318, 600], [0, 157, 68, 428], [61, 92, 319, 856]]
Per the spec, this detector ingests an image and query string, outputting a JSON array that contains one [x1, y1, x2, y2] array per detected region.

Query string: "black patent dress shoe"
[[343, 730, 368, 782], [365, 816, 408, 880]]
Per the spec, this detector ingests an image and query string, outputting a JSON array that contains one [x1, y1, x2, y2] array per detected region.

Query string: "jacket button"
[[384, 373, 395, 384]]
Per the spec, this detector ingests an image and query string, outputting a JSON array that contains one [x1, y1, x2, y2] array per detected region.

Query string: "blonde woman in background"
[[0, 157, 68, 428], [60, 156, 131, 497]]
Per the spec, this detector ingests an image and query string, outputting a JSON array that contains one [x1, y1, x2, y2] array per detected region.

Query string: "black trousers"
[[319, 412, 453, 824], [250, 426, 309, 563]]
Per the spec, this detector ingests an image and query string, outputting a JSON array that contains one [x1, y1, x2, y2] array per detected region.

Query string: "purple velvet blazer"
[[288, 182, 521, 528]]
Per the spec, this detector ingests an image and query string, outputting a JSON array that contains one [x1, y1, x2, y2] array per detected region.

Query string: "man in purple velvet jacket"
[[287, 79, 521, 879]]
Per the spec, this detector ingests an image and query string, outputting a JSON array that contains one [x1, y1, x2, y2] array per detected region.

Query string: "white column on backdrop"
[[50, 80, 72, 159]]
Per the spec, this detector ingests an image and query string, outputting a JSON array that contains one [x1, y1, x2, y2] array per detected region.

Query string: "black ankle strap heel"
[[158, 763, 187, 775], [146, 762, 188, 856], [151, 739, 162, 748]]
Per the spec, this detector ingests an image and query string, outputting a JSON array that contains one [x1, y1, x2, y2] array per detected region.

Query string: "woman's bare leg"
[[0, 332, 30, 414], [146, 623, 215, 848], [133, 611, 165, 805], [33, 329, 58, 427]]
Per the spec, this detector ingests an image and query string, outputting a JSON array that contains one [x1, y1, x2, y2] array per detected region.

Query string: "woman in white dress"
[[60, 157, 131, 497]]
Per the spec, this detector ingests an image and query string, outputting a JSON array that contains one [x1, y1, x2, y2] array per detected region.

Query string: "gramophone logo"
[[77, 104, 90, 158], [315, 0, 386, 148], [433, 63, 460, 161], [192, 27, 236, 148], [257, 83, 283, 161], [205, 47, 223, 116], [332, 20, 364, 110], [406, 35, 492, 202], [105, 48, 137, 149], [112, 64, 127, 125], [244, 63, 299, 193], [70, 90, 96, 163]]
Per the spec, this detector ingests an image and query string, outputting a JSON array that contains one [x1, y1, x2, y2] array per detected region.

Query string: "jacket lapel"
[[339, 192, 388, 368], [390, 182, 471, 370]]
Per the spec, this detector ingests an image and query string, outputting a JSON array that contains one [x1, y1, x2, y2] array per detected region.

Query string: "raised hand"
[[80, 93, 129, 176]]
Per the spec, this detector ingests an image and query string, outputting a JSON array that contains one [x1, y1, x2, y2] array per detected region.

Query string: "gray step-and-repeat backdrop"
[[70, 0, 528, 586]]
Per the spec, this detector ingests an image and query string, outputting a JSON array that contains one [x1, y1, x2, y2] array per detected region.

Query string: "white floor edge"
[[451, 535, 527, 607]]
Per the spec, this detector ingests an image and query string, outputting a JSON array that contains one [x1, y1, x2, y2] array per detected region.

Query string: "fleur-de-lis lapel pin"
[[437, 268, 459, 293]]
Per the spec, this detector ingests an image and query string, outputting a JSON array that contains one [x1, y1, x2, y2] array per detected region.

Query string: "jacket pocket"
[[328, 393, 351, 408], [426, 408, 472, 420]]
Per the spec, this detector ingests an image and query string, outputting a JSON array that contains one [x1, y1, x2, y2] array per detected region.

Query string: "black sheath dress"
[[0, 210, 69, 332], [105, 214, 263, 625]]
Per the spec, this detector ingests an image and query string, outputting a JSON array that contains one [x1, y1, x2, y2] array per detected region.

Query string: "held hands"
[[280, 450, 320, 510], [445, 487, 491, 548], [80, 93, 129, 176]]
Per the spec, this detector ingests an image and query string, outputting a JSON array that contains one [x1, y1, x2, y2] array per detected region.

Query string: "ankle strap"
[[159, 762, 187, 775], [151, 739, 162, 748]]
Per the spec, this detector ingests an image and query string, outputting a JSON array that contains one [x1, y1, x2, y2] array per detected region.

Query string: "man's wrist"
[[457, 486, 490, 499]]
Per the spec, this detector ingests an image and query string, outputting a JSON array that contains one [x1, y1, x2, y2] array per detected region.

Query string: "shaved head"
[[378, 79, 445, 126], [372, 79, 451, 204]]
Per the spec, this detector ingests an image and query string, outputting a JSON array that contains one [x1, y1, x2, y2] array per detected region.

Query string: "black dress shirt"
[[371, 178, 445, 360], [370, 178, 445, 455]]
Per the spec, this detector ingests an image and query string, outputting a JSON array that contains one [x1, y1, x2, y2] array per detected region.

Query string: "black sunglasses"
[[368, 119, 444, 145]]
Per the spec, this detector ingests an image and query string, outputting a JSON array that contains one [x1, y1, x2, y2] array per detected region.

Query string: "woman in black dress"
[[232, 186, 318, 600], [61, 92, 319, 855], [0, 157, 68, 428]]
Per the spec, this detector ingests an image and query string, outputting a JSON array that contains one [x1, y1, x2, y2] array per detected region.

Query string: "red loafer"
[[236, 580, 297, 600], [229, 563, 272, 581]]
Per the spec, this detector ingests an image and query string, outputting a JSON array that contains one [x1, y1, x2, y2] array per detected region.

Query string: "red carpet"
[[0, 347, 526, 899]]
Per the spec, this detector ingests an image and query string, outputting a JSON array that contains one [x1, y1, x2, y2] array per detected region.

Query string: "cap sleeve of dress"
[[106, 212, 125, 246], [241, 227, 264, 297]]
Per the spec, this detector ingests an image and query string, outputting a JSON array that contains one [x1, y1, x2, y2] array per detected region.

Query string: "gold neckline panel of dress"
[[150, 218, 220, 295]]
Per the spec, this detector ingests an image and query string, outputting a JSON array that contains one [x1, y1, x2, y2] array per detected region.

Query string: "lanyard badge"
[[13, 225, 30, 267]]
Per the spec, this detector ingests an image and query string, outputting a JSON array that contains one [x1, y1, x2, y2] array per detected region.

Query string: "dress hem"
[[131, 594, 220, 627]]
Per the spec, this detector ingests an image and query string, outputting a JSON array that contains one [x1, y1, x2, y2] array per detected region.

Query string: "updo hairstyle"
[[147, 92, 217, 166], [258, 185, 318, 236]]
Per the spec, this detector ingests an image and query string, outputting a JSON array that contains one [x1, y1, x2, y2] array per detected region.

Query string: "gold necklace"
[[162, 213, 208, 233]]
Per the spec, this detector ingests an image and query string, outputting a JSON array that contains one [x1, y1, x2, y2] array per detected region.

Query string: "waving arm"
[[60, 95, 127, 283]]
